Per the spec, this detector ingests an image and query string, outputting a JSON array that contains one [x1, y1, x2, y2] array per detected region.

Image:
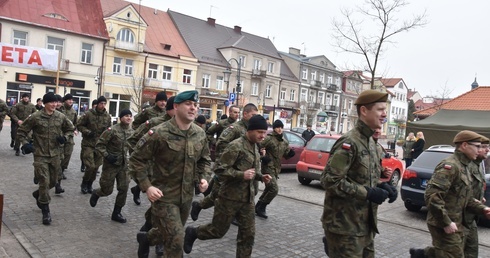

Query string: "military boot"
[[111, 205, 127, 223], [80, 163, 85, 172], [137, 232, 150, 258], [41, 204, 52, 225], [409, 248, 426, 258], [80, 181, 89, 194], [255, 201, 268, 219], [33, 176, 39, 185], [15, 148, 20, 156], [89, 192, 99, 207], [190, 201, 202, 221], [139, 220, 152, 232], [231, 217, 240, 226], [61, 169, 67, 180], [10, 139, 14, 148], [55, 181, 65, 194], [131, 185, 141, 205], [87, 181, 94, 193], [32, 190, 42, 209], [322, 236, 329, 256], [155, 244, 164, 256], [183, 226, 197, 254]]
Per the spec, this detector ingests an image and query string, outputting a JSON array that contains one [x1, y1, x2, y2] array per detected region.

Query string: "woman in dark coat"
[[411, 131, 425, 160]]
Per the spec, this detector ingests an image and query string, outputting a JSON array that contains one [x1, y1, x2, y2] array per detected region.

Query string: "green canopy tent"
[[406, 109, 490, 149]]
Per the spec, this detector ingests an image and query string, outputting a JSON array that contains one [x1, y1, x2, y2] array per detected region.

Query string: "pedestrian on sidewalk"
[[411, 131, 425, 160], [17, 92, 74, 225], [403, 132, 416, 168], [89, 109, 134, 223]]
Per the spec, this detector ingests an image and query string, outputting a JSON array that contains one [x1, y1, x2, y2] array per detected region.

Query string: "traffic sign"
[[229, 93, 236, 102], [224, 100, 230, 107]]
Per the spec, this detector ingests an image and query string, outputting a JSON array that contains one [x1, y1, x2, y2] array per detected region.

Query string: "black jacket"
[[301, 129, 315, 142], [411, 138, 425, 159]]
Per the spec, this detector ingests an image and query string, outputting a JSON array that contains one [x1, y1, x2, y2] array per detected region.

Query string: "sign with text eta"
[[1, 42, 59, 70]]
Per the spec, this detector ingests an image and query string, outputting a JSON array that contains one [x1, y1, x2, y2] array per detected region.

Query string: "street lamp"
[[223, 58, 242, 108]]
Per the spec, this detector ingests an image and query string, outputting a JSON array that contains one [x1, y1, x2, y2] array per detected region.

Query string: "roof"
[[279, 59, 298, 82], [414, 86, 490, 116], [407, 89, 417, 99], [380, 78, 402, 87], [0, 0, 108, 40], [100, 0, 193, 58], [169, 10, 281, 67]]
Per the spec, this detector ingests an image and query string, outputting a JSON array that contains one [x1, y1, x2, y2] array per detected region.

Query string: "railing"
[[115, 40, 143, 52], [200, 88, 228, 98], [308, 102, 321, 109], [59, 59, 70, 71], [251, 69, 267, 77], [144, 78, 179, 91], [310, 80, 322, 88], [327, 84, 338, 91], [324, 105, 339, 112]]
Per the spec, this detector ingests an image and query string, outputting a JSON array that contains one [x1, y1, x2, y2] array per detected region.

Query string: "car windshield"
[[411, 151, 452, 170], [307, 137, 337, 152]]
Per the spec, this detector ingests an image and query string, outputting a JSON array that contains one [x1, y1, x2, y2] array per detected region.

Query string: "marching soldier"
[[58, 94, 78, 179], [10, 93, 36, 156], [80, 99, 98, 173], [206, 105, 239, 145], [0, 98, 8, 132], [132, 91, 167, 130]]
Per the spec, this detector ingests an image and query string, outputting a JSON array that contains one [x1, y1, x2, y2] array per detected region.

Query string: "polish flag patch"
[[444, 164, 452, 170], [107, 127, 112, 131], [145, 120, 150, 125], [342, 143, 351, 150], [148, 129, 154, 136]]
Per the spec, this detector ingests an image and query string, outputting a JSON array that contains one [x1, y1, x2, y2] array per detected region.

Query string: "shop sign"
[[1, 42, 58, 70]]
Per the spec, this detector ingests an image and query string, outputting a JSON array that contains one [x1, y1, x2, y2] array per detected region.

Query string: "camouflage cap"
[[453, 130, 482, 144], [354, 90, 388, 105], [174, 90, 199, 104], [480, 136, 490, 144]]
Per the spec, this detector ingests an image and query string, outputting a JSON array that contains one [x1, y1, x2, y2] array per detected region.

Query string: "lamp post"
[[223, 58, 242, 108]]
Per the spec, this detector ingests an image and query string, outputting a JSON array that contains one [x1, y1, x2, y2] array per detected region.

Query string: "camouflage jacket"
[[216, 135, 264, 203], [425, 150, 487, 230], [0, 99, 8, 120], [132, 105, 166, 130], [206, 117, 236, 144], [9, 101, 36, 123], [17, 109, 74, 157], [320, 120, 381, 236], [216, 119, 248, 159], [463, 158, 486, 227], [76, 108, 111, 147], [96, 123, 133, 166], [260, 131, 291, 176], [127, 114, 171, 153], [128, 117, 211, 205], [59, 103, 78, 144]]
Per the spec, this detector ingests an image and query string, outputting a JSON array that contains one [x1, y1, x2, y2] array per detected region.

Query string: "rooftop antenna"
[[301, 42, 306, 55], [209, 5, 218, 17]]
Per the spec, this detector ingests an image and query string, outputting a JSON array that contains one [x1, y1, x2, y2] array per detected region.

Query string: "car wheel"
[[389, 170, 401, 187], [298, 175, 312, 185], [404, 201, 422, 212]]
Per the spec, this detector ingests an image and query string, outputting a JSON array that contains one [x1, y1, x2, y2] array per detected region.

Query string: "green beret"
[[174, 90, 199, 104], [481, 136, 490, 144], [453, 130, 482, 144], [354, 90, 388, 105]]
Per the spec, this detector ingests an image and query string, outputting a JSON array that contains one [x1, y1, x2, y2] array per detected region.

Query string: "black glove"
[[21, 143, 35, 155], [105, 154, 118, 164], [378, 182, 398, 203], [287, 149, 296, 158], [260, 156, 272, 166], [56, 136, 67, 144], [365, 186, 389, 204], [87, 131, 96, 138]]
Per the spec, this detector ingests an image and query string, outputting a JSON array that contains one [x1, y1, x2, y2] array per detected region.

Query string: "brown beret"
[[480, 136, 490, 144], [453, 130, 482, 144], [354, 90, 388, 105]]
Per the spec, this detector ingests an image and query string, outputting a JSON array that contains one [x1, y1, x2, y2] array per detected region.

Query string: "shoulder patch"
[[229, 125, 234, 129], [444, 164, 452, 170], [145, 120, 150, 125], [148, 129, 154, 136], [342, 143, 351, 150], [107, 127, 112, 131]]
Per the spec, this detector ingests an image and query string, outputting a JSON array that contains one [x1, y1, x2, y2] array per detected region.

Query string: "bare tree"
[[332, 0, 427, 89], [122, 76, 144, 113]]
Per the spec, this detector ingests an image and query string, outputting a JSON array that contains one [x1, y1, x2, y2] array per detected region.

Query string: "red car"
[[296, 134, 403, 187]]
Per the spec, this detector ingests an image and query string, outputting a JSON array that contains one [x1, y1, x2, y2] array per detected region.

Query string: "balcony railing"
[[59, 59, 69, 71], [144, 78, 179, 91], [327, 84, 338, 92], [251, 69, 267, 77], [310, 80, 322, 88], [308, 102, 321, 109], [115, 40, 143, 52], [200, 88, 228, 98], [324, 105, 339, 112]]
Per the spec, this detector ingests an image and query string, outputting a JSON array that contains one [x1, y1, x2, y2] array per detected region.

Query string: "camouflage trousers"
[[94, 161, 130, 208], [81, 145, 103, 182], [10, 121, 17, 141], [424, 224, 464, 258], [258, 174, 278, 204], [464, 221, 479, 258], [200, 176, 221, 209], [33, 155, 61, 205], [61, 142, 74, 170], [147, 200, 192, 257], [324, 229, 375, 258], [0, 117, 4, 132], [197, 198, 256, 258]]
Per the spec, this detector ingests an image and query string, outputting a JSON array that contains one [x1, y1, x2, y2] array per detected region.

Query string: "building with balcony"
[[0, 0, 109, 114], [339, 71, 364, 134], [381, 78, 409, 139]]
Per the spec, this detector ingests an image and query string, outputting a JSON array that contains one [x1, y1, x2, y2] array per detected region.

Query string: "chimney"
[[234, 25, 242, 34], [207, 17, 216, 26], [289, 47, 301, 56]]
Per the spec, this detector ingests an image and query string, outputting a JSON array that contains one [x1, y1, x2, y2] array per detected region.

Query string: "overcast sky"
[[127, 0, 489, 98]]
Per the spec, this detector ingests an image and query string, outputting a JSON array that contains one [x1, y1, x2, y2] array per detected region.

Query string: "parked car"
[[210, 130, 306, 170], [400, 145, 490, 226], [296, 134, 403, 187], [290, 127, 323, 136]]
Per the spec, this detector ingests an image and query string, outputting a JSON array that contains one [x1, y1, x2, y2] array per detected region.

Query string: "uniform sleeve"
[[206, 123, 221, 143], [320, 138, 369, 201], [0, 102, 8, 118], [9, 105, 19, 123], [215, 143, 245, 180], [127, 121, 150, 152], [76, 113, 90, 135], [128, 132, 157, 191], [216, 127, 238, 156], [95, 129, 112, 158], [17, 115, 35, 145], [424, 162, 456, 226], [196, 137, 212, 182], [132, 111, 146, 130], [62, 115, 75, 140]]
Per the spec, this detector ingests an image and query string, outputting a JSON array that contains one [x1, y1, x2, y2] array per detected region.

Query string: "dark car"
[[401, 145, 490, 226], [290, 127, 323, 135], [296, 134, 404, 187]]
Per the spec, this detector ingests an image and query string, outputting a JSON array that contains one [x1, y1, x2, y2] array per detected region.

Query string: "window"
[[81, 43, 93, 64], [116, 28, 134, 43], [326, 94, 331, 104], [333, 95, 339, 106], [348, 100, 353, 110], [398, 82, 404, 89], [327, 76, 333, 84], [265, 84, 272, 98], [239, 55, 246, 68], [320, 73, 325, 83], [148, 63, 158, 79], [162, 66, 172, 80], [302, 69, 308, 80], [336, 77, 341, 86], [183, 69, 192, 84], [125, 59, 133, 76], [13, 30, 27, 45], [251, 82, 259, 96], [47, 36, 64, 57], [318, 92, 325, 104], [112, 57, 122, 74], [300, 89, 308, 102], [253, 59, 262, 70], [280, 89, 286, 100], [267, 62, 274, 73], [216, 76, 224, 90], [311, 71, 317, 81], [237, 80, 244, 93], [290, 89, 296, 101], [202, 74, 211, 88]]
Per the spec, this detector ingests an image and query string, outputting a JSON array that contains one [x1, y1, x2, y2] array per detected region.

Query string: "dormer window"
[[117, 28, 135, 43], [127, 12, 131, 18]]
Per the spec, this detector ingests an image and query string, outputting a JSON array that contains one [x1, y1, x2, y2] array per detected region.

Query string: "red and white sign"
[[1, 42, 59, 70]]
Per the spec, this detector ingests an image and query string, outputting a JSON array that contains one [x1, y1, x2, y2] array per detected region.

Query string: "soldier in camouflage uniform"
[[190, 103, 259, 221], [58, 94, 78, 179], [183, 115, 272, 257], [77, 96, 112, 194], [132, 91, 167, 130], [10, 93, 36, 156], [18, 92, 74, 225], [255, 119, 295, 219], [80, 99, 98, 173], [0, 98, 8, 132], [89, 109, 134, 223], [320, 90, 398, 258], [206, 105, 239, 145], [131, 91, 211, 258]]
